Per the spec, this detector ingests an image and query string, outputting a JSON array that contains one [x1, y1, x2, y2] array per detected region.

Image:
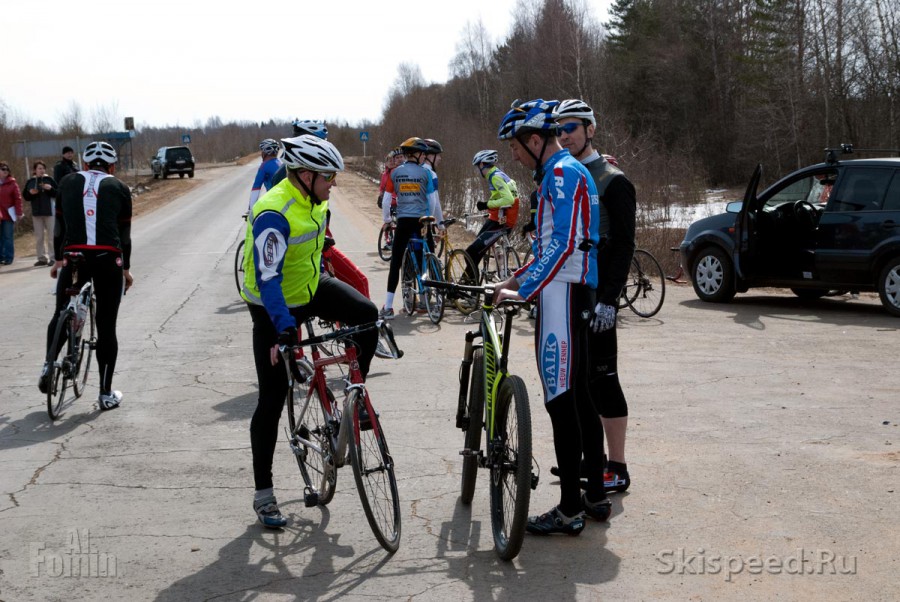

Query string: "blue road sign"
[[182, 134, 192, 144], [359, 131, 369, 142]]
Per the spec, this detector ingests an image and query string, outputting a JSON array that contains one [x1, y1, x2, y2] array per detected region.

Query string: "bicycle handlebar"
[[280, 320, 403, 359], [421, 279, 527, 308]]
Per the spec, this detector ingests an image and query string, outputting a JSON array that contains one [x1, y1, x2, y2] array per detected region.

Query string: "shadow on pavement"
[[0, 409, 101, 451]]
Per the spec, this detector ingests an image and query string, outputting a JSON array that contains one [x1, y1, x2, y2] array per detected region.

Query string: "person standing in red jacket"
[[0, 161, 24, 265]]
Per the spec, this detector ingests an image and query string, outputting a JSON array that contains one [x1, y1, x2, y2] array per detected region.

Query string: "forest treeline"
[[2, 0, 897, 240]]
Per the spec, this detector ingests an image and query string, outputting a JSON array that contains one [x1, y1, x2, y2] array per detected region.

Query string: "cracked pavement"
[[0, 163, 897, 601]]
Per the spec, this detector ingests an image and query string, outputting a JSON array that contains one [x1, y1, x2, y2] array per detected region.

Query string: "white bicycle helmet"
[[472, 150, 499, 166], [557, 98, 597, 126], [280, 135, 344, 172], [291, 119, 328, 140], [259, 138, 280, 156], [82, 141, 117, 165]]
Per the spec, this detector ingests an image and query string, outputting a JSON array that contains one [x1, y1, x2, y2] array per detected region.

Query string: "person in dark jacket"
[[0, 161, 24, 265], [22, 160, 58, 266], [53, 146, 79, 183]]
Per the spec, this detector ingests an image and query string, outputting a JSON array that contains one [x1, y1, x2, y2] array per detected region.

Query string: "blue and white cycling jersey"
[[248, 157, 284, 209], [514, 149, 600, 301], [391, 160, 435, 219]]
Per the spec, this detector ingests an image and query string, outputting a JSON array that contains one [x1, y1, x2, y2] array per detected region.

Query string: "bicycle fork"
[[455, 331, 481, 430]]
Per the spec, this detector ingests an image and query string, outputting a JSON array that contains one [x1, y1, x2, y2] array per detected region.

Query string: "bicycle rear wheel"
[[400, 249, 417, 316], [618, 255, 642, 310], [501, 245, 521, 281], [626, 249, 666, 317], [460, 348, 484, 505], [287, 383, 337, 505], [72, 291, 95, 398], [489, 375, 532, 561], [348, 389, 401, 553], [445, 250, 480, 314], [378, 224, 394, 262], [423, 253, 445, 324], [46, 311, 72, 420], [234, 239, 245, 294]]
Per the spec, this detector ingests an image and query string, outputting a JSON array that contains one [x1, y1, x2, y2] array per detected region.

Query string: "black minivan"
[[680, 147, 900, 316]]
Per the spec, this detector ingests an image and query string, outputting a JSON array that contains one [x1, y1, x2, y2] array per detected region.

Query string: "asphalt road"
[[0, 164, 897, 601]]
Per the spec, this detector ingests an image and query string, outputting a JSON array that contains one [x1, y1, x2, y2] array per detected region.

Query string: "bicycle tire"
[[618, 255, 642, 310], [46, 311, 72, 420], [72, 289, 95, 398], [503, 246, 521, 281], [445, 250, 480, 314], [489, 375, 532, 561], [288, 384, 337, 505], [460, 348, 484, 505], [234, 239, 245, 295], [348, 389, 401, 553], [433, 232, 445, 259], [378, 224, 394, 262], [626, 249, 666, 317], [423, 253, 445, 324], [400, 249, 417, 316]]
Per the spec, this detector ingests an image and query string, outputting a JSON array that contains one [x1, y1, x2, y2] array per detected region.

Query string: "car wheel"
[[152, 171, 158, 180], [162, 169, 168, 179], [877, 257, 900, 317], [188, 170, 194, 178], [179, 173, 185, 178], [691, 246, 735, 302]]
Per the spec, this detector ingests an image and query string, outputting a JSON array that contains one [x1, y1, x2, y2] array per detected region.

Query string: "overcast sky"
[[4, 0, 612, 131]]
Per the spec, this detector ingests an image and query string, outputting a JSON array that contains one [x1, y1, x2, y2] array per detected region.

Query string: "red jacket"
[[0, 177, 23, 222]]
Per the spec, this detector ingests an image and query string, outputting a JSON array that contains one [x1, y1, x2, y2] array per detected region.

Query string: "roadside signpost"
[[360, 131, 369, 157]]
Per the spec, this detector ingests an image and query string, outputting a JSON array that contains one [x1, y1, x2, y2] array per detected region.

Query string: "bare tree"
[[450, 19, 494, 125], [90, 101, 121, 134], [58, 101, 86, 137]]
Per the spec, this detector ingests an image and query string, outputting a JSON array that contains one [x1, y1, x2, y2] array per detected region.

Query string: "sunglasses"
[[0, 167, 9, 172], [558, 122, 583, 134], [319, 172, 337, 183]]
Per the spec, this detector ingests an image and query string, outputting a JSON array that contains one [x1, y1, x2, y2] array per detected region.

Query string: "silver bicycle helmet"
[[557, 98, 597, 126], [259, 138, 280, 156], [472, 150, 499, 166], [280, 135, 344, 172], [82, 141, 117, 165]]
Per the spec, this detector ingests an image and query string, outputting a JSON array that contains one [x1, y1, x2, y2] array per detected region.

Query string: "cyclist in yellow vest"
[[241, 134, 378, 528]]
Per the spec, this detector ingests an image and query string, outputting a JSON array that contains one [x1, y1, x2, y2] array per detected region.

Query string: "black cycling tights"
[[248, 275, 378, 491], [588, 326, 628, 418], [386, 217, 427, 294], [47, 252, 123, 394]]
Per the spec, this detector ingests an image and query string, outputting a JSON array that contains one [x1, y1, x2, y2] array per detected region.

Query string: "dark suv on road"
[[680, 146, 900, 316], [151, 146, 194, 179]]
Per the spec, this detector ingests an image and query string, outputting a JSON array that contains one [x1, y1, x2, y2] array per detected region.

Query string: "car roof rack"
[[825, 144, 900, 164]]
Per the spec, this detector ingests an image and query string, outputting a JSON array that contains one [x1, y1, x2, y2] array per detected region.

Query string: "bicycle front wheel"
[[348, 389, 401, 553], [489, 375, 532, 561], [400, 249, 417, 316], [460, 348, 484, 505], [234, 239, 245, 295], [625, 249, 666, 317], [288, 384, 337, 505], [46, 311, 72, 420], [423, 253, 445, 324], [72, 292, 95, 398], [501, 245, 521, 281], [445, 250, 480, 314], [378, 224, 394, 262]]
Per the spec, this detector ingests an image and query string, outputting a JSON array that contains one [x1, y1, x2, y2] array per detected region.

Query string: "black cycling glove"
[[476, 201, 489, 211], [277, 326, 298, 346]]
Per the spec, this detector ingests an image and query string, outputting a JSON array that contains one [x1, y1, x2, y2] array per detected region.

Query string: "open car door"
[[734, 164, 762, 280]]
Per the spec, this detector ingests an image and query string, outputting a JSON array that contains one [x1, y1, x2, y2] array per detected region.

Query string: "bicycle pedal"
[[459, 448, 478, 457], [304, 491, 319, 507], [531, 473, 540, 490]]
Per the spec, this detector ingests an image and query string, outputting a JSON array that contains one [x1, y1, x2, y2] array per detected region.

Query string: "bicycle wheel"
[[378, 224, 394, 262], [46, 311, 72, 420], [400, 249, 417, 316], [423, 253, 445, 324], [489, 375, 532, 561], [445, 250, 480, 314], [234, 239, 245, 295], [625, 249, 666, 318], [348, 389, 401, 553], [460, 348, 484, 505], [503, 246, 521, 281], [433, 232, 445, 259], [618, 256, 642, 310], [72, 291, 95, 398], [287, 384, 337, 505]]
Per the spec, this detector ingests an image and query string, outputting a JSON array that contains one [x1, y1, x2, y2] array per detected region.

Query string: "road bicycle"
[[44, 252, 96, 420], [377, 208, 397, 262], [458, 213, 522, 284], [282, 319, 403, 553], [437, 217, 480, 314], [617, 248, 666, 317], [234, 212, 248, 294], [399, 217, 445, 324], [422, 279, 536, 561]]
